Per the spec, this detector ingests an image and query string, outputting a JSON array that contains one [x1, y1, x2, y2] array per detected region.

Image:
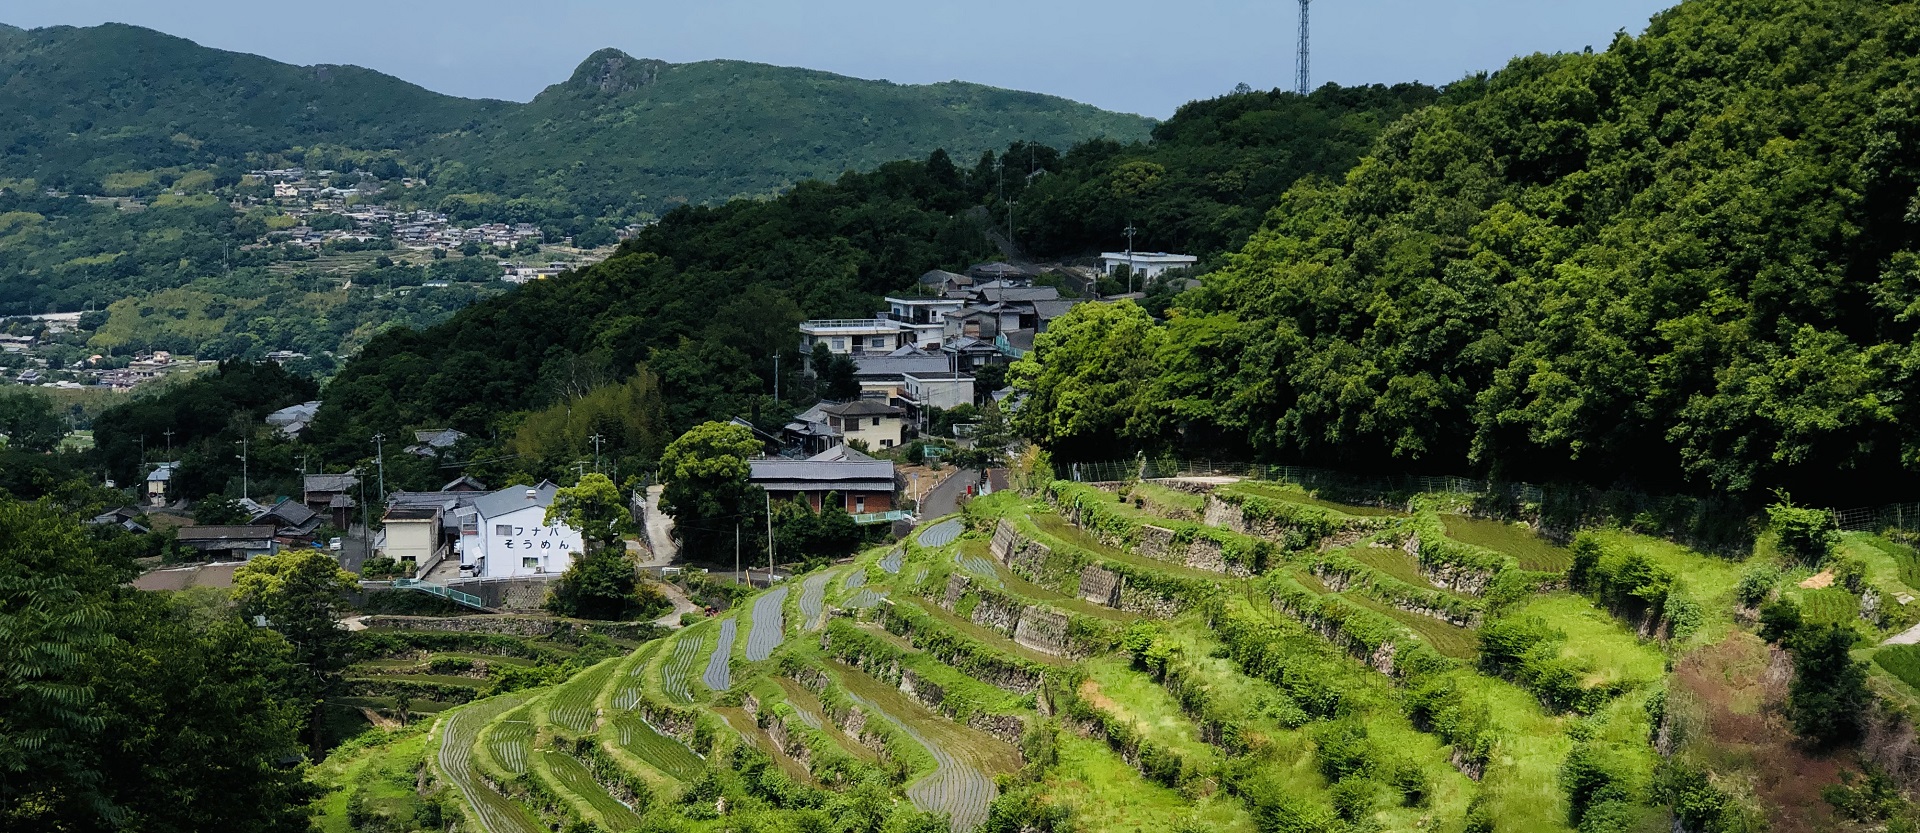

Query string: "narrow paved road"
[[919, 468, 979, 519], [638, 485, 678, 567]]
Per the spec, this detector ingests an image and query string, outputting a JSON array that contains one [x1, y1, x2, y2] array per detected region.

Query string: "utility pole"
[[162, 428, 175, 454], [372, 433, 386, 509], [1123, 222, 1139, 295], [589, 433, 605, 474], [735, 523, 741, 581], [235, 436, 248, 501], [1296, 0, 1312, 96], [765, 491, 775, 584], [1007, 199, 1017, 255], [772, 353, 780, 403]]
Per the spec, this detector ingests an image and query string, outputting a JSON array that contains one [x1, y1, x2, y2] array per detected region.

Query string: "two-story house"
[[454, 483, 584, 579], [820, 400, 906, 450]]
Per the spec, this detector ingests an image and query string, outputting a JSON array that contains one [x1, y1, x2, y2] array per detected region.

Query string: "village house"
[[175, 525, 279, 560], [303, 472, 360, 528], [453, 483, 583, 580], [749, 452, 897, 515], [1100, 251, 1198, 279], [145, 462, 181, 507]]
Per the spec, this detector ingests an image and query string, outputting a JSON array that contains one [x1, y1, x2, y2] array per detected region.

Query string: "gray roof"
[[853, 355, 952, 379], [266, 401, 322, 426], [821, 400, 903, 418], [974, 286, 1060, 304], [920, 269, 970, 286], [146, 462, 181, 482], [176, 525, 279, 542], [253, 499, 317, 527], [750, 459, 894, 493], [1031, 299, 1082, 321], [304, 473, 359, 494], [809, 445, 878, 462], [411, 428, 467, 448], [471, 482, 559, 519]]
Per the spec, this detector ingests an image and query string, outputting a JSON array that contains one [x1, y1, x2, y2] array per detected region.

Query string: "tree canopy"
[[658, 422, 765, 561]]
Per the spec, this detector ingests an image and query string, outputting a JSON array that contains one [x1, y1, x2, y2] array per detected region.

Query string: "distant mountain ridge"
[[0, 23, 1154, 214]]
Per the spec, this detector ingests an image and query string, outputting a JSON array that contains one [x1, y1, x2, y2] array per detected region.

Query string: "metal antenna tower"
[[1295, 0, 1312, 95]]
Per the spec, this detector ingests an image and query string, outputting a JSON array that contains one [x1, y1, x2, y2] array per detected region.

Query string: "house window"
[[832, 338, 846, 350], [495, 524, 513, 536], [881, 439, 894, 448], [854, 496, 866, 513], [522, 557, 538, 569], [871, 417, 881, 426], [870, 336, 887, 348]]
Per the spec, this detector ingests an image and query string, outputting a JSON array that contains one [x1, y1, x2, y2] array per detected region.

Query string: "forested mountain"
[[0, 23, 1151, 215], [1014, 0, 1920, 502]]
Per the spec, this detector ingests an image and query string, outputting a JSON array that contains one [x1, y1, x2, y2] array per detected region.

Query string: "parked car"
[[327, 536, 342, 551]]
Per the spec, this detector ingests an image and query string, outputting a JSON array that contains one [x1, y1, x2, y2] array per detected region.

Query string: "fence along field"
[[703, 618, 737, 691], [746, 585, 788, 661], [436, 691, 542, 833]]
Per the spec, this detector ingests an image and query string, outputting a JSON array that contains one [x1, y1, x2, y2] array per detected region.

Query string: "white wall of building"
[[460, 503, 583, 579], [384, 519, 437, 564]]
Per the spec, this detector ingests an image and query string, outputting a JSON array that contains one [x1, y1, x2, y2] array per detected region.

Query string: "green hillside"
[[1012, 0, 1920, 502], [424, 49, 1159, 218], [0, 24, 1152, 214]]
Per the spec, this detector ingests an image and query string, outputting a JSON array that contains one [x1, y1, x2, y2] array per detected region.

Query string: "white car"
[[327, 537, 342, 551]]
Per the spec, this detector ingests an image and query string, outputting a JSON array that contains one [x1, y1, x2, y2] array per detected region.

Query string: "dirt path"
[[651, 580, 700, 627], [638, 485, 677, 567]]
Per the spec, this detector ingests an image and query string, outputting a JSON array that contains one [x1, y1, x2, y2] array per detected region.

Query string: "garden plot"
[[612, 712, 706, 781], [954, 552, 1004, 587], [436, 692, 542, 833], [843, 688, 1002, 832], [537, 748, 644, 829], [486, 719, 534, 775], [661, 629, 704, 703], [880, 547, 905, 573], [549, 659, 618, 735], [746, 586, 789, 661], [702, 618, 738, 691], [799, 569, 837, 630], [918, 518, 965, 548]]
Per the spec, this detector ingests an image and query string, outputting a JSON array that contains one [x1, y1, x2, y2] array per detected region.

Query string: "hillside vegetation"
[[0, 24, 1152, 217], [1012, 0, 1920, 502]]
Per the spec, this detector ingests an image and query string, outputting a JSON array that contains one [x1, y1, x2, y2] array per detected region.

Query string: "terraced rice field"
[[841, 681, 1005, 832], [1348, 546, 1443, 590], [549, 660, 617, 735], [845, 570, 869, 590], [954, 552, 1004, 587], [702, 619, 737, 691], [845, 588, 888, 608], [612, 713, 706, 781], [537, 748, 644, 829], [1441, 514, 1574, 572], [1798, 587, 1860, 627], [1226, 481, 1406, 517], [436, 692, 542, 833], [746, 586, 789, 661], [486, 719, 534, 775], [799, 569, 835, 631], [880, 548, 905, 574], [610, 642, 662, 711], [661, 630, 703, 704], [1341, 592, 1479, 659], [906, 564, 928, 584], [918, 518, 965, 547]]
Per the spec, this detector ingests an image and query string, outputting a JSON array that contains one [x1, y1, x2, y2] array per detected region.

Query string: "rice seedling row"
[[702, 619, 737, 691], [845, 691, 996, 832], [918, 518, 964, 548], [537, 748, 645, 829], [845, 569, 869, 590], [880, 547, 904, 574], [612, 712, 707, 781], [954, 552, 1003, 587], [661, 630, 703, 704], [550, 660, 617, 735], [487, 719, 534, 775], [437, 693, 542, 833], [845, 588, 888, 609], [799, 569, 834, 630], [746, 585, 788, 661]]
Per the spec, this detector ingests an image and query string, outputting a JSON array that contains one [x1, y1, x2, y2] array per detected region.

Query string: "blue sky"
[[6, 1, 1677, 117]]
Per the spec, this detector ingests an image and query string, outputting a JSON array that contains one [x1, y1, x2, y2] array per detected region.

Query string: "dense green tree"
[[91, 361, 317, 492], [544, 548, 666, 621], [546, 472, 630, 551], [1767, 497, 1839, 565], [1008, 301, 1163, 459], [658, 422, 765, 561], [0, 389, 66, 452], [230, 549, 358, 753], [1784, 625, 1870, 746]]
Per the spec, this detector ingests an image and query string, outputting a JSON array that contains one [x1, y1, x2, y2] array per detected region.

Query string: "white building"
[[1099, 251, 1198, 280], [455, 483, 583, 579], [799, 319, 904, 356]]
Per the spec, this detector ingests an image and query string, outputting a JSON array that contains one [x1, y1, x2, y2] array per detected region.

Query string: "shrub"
[[1768, 497, 1838, 565], [1734, 565, 1779, 607], [1786, 625, 1869, 746]]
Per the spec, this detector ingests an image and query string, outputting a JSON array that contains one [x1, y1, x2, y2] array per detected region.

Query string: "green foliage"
[[1784, 624, 1869, 746], [507, 367, 671, 483], [1009, 302, 1162, 459], [1011, 0, 1920, 499], [1734, 564, 1779, 607], [0, 388, 66, 451], [1769, 497, 1839, 565], [1476, 615, 1613, 713], [545, 548, 667, 621], [1874, 644, 1920, 692], [231, 548, 360, 740], [658, 421, 764, 560], [547, 473, 630, 551], [91, 361, 318, 492]]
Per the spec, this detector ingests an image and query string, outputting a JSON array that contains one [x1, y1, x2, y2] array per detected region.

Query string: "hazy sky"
[[5, 1, 1677, 118]]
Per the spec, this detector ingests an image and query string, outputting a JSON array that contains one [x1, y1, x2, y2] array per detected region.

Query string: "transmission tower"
[[1295, 0, 1312, 95]]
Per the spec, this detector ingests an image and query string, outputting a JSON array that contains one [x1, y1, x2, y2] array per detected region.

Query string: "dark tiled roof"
[[304, 473, 359, 493], [821, 400, 903, 418], [176, 525, 279, 541]]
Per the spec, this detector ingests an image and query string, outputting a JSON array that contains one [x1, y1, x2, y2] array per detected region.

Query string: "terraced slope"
[[746, 586, 788, 661], [537, 748, 644, 829], [661, 628, 703, 703], [918, 518, 965, 547], [799, 569, 836, 631], [612, 712, 706, 780], [436, 692, 543, 833], [702, 618, 737, 691]]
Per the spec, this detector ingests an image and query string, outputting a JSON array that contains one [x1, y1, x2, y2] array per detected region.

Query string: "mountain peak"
[[563, 48, 668, 96]]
